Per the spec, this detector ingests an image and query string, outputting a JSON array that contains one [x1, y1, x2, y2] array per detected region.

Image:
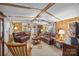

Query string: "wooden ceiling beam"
[[46, 12, 61, 20], [0, 11, 6, 20], [0, 3, 39, 10], [0, 3, 61, 20], [8, 16, 34, 18], [33, 3, 55, 20]]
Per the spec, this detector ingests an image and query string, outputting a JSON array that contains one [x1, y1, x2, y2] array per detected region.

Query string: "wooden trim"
[[8, 16, 35, 18], [0, 3, 41, 10], [46, 12, 61, 20], [0, 19, 4, 56], [0, 11, 6, 17], [2, 19, 4, 56], [6, 43, 27, 47], [56, 16, 79, 22]]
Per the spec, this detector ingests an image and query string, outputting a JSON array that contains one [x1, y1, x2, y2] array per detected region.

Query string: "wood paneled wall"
[[56, 17, 79, 33]]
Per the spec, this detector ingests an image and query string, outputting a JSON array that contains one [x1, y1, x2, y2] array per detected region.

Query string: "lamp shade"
[[14, 27, 18, 30], [58, 29, 65, 35]]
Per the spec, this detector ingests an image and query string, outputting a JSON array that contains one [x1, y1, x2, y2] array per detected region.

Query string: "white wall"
[[4, 17, 11, 55], [48, 3, 79, 22], [4, 17, 10, 42]]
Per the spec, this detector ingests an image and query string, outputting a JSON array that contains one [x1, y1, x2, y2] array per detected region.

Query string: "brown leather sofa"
[[39, 32, 56, 45], [13, 32, 30, 43]]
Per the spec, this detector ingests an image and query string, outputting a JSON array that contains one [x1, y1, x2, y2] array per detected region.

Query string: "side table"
[[55, 40, 64, 49]]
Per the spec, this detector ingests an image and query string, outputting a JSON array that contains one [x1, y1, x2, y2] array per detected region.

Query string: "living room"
[[0, 3, 79, 56]]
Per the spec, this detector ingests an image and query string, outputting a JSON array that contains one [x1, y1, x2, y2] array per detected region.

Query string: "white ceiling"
[[0, 3, 79, 22], [13, 3, 48, 9], [48, 3, 79, 21]]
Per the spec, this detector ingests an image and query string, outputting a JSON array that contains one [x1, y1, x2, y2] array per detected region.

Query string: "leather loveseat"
[[39, 32, 56, 45], [13, 32, 30, 43]]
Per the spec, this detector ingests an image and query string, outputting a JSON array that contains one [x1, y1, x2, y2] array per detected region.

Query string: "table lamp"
[[58, 29, 65, 42], [13, 26, 18, 32]]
